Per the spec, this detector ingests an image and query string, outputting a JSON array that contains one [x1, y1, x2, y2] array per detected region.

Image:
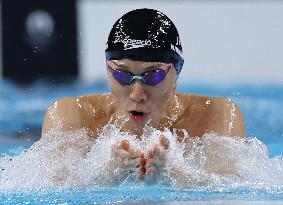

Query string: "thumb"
[[121, 139, 130, 151], [159, 135, 169, 149]]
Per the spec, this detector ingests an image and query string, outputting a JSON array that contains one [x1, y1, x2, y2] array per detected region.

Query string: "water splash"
[[1, 124, 283, 191]]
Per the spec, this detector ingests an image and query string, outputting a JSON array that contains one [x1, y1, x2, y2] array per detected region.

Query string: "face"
[[107, 59, 177, 133]]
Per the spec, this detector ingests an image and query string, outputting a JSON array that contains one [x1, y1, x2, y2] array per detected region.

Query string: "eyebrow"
[[111, 61, 164, 70]]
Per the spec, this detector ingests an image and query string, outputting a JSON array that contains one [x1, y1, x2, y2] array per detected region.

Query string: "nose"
[[129, 80, 148, 103]]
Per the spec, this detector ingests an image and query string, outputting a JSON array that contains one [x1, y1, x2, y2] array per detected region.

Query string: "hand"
[[110, 139, 145, 178], [142, 135, 170, 182]]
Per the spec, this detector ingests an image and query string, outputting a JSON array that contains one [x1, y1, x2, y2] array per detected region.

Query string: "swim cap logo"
[[114, 38, 152, 50]]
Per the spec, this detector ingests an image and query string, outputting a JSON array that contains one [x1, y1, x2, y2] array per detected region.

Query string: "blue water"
[[2, 185, 283, 204], [0, 79, 283, 204]]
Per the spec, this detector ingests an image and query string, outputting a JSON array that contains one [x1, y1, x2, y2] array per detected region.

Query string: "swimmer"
[[42, 9, 245, 182]]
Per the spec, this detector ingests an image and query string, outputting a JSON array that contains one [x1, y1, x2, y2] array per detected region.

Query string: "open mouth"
[[129, 111, 147, 123], [130, 111, 145, 116]]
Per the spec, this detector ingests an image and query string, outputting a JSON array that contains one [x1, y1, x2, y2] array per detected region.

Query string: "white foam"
[[1, 124, 283, 190]]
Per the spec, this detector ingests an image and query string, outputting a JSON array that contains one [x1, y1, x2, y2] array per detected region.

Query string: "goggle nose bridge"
[[131, 75, 143, 82]]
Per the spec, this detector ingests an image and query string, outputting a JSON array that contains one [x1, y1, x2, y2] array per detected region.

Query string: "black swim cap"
[[105, 8, 184, 75]]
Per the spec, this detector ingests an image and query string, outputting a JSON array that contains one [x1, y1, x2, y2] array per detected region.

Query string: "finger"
[[145, 158, 156, 169], [120, 139, 130, 150], [117, 149, 131, 160], [126, 158, 141, 168], [116, 158, 138, 169], [145, 158, 163, 170], [111, 145, 123, 157], [119, 149, 142, 161], [111, 140, 130, 155], [154, 146, 167, 161], [147, 145, 158, 158], [139, 158, 146, 180], [159, 135, 169, 149], [129, 149, 142, 159], [147, 148, 153, 158], [140, 157, 146, 168]]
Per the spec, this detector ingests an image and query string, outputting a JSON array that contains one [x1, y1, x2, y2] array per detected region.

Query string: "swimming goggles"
[[107, 64, 171, 85]]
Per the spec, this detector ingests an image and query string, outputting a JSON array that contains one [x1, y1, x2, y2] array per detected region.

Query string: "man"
[[42, 8, 245, 182]]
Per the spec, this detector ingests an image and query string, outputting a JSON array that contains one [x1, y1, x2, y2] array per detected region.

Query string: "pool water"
[[0, 79, 283, 204]]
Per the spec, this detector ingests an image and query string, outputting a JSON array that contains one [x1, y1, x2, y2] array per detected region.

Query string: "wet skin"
[[109, 135, 169, 181], [42, 59, 245, 181]]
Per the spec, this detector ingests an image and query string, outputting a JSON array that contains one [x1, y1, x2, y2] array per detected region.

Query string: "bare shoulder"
[[83, 93, 116, 113], [176, 92, 245, 137], [176, 92, 236, 110], [42, 93, 116, 135], [42, 95, 86, 134]]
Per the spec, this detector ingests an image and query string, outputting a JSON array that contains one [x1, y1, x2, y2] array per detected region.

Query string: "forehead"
[[108, 59, 165, 69]]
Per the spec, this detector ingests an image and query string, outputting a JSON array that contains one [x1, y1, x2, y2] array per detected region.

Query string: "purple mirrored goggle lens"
[[108, 65, 171, 85], [142, 70, 168, 85], [112, 69, 133, 85]]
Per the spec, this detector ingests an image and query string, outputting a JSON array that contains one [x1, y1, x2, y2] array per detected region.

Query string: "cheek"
[[109, 78, 129, 102], [148, 80, 176, 107]]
